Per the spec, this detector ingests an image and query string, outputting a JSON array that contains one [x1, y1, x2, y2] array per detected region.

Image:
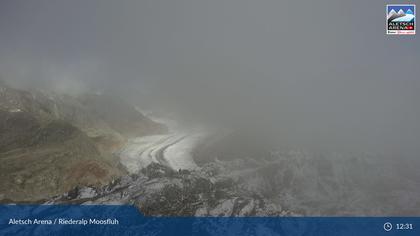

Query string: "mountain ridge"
[[0, 84, 167, 202]]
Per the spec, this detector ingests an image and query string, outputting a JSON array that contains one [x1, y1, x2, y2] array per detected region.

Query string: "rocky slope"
[[52, 129, 419, 216], [0, 84, 166, 202], [48, 163, 294, 216], [0, 111, 121, 202]]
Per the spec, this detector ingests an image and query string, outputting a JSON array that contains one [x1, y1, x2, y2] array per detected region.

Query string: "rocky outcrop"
[[48, 163, 295, 216]]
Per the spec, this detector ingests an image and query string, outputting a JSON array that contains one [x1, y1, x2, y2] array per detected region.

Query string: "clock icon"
[[384, 222, 393, 232]]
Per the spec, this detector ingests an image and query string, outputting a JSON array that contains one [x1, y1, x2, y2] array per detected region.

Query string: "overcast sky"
[[1, 0, 419, 156]]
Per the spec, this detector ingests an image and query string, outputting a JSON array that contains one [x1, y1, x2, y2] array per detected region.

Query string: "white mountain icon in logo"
[[387, 9, 398, 19], [397, 9, 405, 15]]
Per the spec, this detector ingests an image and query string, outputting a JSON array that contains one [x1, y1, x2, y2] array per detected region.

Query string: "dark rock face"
[[141, 163, 176, 179]]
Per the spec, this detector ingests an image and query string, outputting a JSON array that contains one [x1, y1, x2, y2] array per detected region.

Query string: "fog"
[[1, 0, 419, 157]]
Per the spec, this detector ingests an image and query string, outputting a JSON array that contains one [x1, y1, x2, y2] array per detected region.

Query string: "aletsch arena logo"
[[387, 4, 416, 35]]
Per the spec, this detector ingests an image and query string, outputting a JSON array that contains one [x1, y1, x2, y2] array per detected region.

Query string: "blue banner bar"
[[0, 205, 419, 236]]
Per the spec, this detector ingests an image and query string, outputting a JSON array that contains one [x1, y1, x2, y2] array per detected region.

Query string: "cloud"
[[0, 0, 419, 156]]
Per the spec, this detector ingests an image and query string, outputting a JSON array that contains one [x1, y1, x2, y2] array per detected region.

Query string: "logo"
[[387, 4, 415, 35]]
